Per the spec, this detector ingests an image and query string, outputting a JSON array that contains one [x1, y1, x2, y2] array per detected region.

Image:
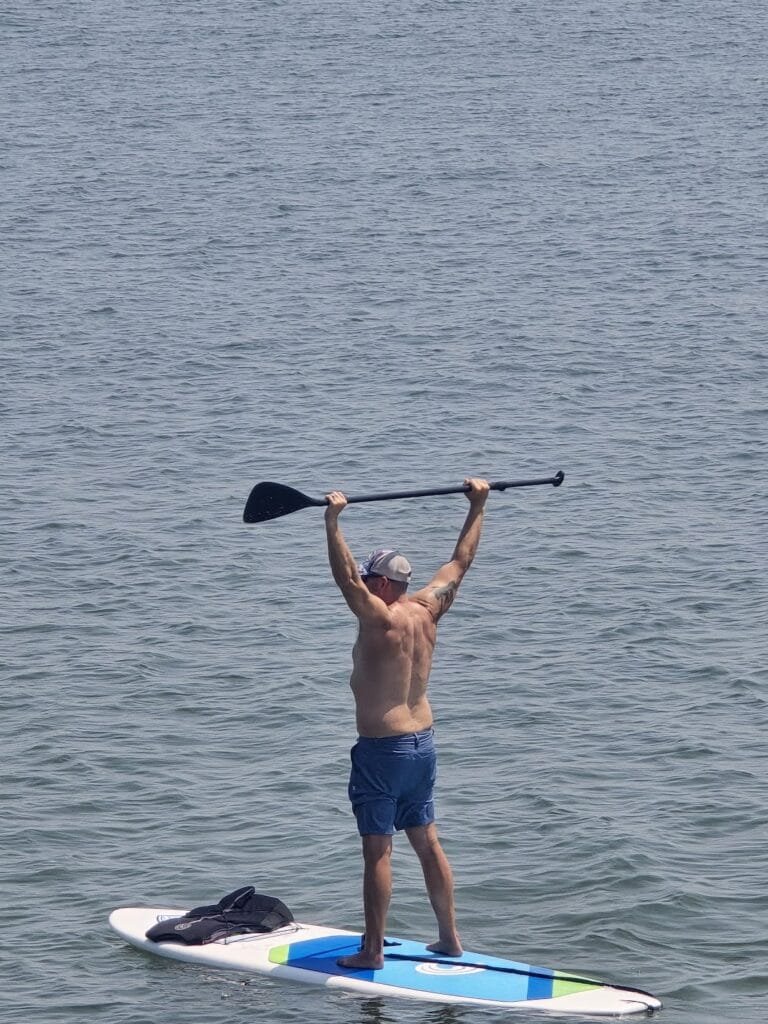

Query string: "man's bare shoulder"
[[410, 578, 459, 622]]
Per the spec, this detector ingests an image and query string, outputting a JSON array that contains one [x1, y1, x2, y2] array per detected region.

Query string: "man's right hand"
[[464, 477, 490, 506], [325, 490, 348, 523]]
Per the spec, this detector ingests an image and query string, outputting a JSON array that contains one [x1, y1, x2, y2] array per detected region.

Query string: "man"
[[324, 477, 490, 970]]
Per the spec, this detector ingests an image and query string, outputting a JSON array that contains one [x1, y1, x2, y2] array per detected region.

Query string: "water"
[[3, 1, 766, 1021]]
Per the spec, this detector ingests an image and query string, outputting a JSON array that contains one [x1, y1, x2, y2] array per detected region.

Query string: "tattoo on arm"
[[432, 580, 458, 617]]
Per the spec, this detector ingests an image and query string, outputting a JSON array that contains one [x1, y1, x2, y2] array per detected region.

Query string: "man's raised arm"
[[325, 491, 389, 623], [413, 478, 490, 621]]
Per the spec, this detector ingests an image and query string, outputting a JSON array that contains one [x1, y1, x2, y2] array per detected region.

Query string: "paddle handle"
[[344, 472, 564, 506]]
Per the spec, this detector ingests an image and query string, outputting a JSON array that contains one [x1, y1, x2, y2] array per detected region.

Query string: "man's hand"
[[325, 490, 348, 524], [464, 477, 490, 507]]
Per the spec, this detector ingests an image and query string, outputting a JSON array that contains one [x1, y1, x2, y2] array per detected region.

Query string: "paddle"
[[243, 471, 564, 524]]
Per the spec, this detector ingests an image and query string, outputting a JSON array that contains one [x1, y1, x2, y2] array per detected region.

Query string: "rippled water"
[[3, 1, 766, 1022]]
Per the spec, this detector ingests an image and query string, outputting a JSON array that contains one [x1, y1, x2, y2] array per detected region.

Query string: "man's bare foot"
[[337, 951, 385, 970], [427, 939, 463, 957]]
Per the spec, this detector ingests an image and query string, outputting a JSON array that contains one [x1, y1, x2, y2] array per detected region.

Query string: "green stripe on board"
[[268, 945, 290, 965], [552, 974, 601, 998]]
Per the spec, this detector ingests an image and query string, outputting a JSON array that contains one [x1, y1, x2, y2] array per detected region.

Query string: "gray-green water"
[[3, 2, 766, 1022]]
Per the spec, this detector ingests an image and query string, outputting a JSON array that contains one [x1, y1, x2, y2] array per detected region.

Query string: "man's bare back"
[[351, 599, 437, 736]]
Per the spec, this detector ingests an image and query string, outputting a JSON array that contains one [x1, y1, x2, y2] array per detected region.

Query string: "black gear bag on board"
[[145, 886, 294, 945]]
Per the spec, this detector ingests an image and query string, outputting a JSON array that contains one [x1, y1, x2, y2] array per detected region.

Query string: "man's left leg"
[[337, 833, 393, 969]]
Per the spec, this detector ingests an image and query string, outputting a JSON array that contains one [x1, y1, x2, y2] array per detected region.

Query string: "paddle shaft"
[[336, 472, 564, 507]]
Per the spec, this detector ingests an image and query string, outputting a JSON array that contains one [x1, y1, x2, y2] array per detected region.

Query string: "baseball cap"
[[358, 548, 413, 584]]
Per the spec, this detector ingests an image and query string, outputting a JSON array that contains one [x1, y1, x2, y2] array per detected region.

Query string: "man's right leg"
[[405, 822, 463, 956], [337, 833, 393, 970]]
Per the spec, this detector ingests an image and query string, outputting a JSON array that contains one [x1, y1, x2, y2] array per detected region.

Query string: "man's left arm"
[[324, 492, 389, 624]]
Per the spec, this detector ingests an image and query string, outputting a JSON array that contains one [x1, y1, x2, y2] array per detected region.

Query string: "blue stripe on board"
[[280, 935, 536, 1002], [526, 967, 555, 1000]]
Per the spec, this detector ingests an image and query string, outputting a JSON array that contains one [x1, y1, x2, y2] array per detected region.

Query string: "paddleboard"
[[109, 906, 662, 1016]]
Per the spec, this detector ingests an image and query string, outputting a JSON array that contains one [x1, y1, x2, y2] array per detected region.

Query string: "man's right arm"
[[413, 477, 490, 621]]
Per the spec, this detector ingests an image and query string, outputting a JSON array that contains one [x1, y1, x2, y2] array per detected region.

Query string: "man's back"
[[350, 598, 437, 737]]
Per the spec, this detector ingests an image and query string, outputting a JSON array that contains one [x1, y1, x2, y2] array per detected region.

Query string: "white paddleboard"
[[109, 906, 662, 1016]]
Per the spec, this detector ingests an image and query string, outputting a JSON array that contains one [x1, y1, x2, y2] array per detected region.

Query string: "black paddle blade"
[[242, 482, 324, 523]]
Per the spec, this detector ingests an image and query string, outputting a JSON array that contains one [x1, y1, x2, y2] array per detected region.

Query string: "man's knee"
[[361, 834, 393, 863], [405, 822, 441, 857]]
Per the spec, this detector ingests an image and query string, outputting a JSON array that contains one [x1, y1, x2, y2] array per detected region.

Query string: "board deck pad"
[[268, 933, 598, 1002], [109, 907, 662, 1017]]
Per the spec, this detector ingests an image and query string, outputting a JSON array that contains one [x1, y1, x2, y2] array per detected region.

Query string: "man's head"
[[358, 548, 412, 603]]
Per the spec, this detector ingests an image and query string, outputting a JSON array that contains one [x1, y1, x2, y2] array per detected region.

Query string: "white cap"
[[358, 548, 412, 584]]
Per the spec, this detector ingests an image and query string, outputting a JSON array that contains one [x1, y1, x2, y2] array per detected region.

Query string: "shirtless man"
[[324, 478, 490, 970]]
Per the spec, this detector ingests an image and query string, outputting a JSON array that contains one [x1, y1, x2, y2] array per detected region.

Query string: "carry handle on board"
[[243, 471, 565, 523]]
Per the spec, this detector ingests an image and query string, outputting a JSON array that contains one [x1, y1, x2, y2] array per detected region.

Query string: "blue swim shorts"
[[348, 728, 437, 836]]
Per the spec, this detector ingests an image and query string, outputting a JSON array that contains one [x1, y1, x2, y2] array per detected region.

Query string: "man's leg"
[[337, 833, 393, 969], [405, 822, 463, 956]]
